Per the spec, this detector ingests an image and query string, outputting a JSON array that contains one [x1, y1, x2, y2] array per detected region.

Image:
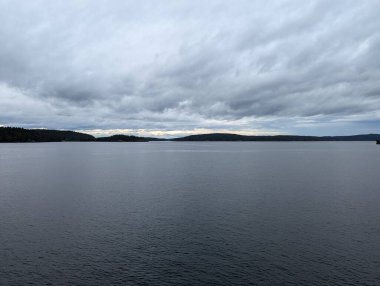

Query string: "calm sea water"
[[0, 142, 379, 285]]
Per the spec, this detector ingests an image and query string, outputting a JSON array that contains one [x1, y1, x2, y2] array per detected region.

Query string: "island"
[[173, 133, 380, 142], [1, 127, 380, 143], [0, 127, 153, 142], [97, 135, 150, 142]]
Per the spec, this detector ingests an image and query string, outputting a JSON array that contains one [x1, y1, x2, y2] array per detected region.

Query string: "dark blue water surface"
[[1, 142, 379, 285]]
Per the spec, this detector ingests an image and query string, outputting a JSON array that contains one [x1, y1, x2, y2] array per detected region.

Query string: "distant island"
[[173, 133, 380, 142], [96, 134, 164, 142], [1, 127, 380, 143], [0, 127, 94, 142], [0, 127, 155, 143]]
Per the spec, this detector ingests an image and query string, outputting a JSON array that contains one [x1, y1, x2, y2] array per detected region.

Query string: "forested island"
[[0, 127, 151, 142], [1, 127, 380, 143], [0, 127, 95, 142], [96, 135, 164, 142], [173, 133, 380, 142]]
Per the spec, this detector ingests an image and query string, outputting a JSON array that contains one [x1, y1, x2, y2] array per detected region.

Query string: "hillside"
[[0, 127, 160, 142], [0, 127, 95, 142]]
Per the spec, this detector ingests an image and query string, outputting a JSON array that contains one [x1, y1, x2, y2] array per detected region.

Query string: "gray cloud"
[[0, 0, 379, 136]]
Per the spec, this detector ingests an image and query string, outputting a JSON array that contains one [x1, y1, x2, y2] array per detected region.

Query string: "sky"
[[0, 0, 379, 138]]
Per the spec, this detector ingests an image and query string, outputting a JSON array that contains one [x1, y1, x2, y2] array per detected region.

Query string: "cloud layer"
[[1, 0, 379, 136]]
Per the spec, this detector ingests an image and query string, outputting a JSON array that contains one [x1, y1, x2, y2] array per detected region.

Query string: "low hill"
[[2, 128, 379, 143], [96, 135, 149, 142], [172, 133, 380, 142], [0, 127, 161, 143], [0, 127, 95, 142]]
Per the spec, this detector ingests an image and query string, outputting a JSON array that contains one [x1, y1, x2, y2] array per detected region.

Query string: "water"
[[0, 142, 379, 285]]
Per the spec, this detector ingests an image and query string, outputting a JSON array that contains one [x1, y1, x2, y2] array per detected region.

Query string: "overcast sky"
[[0, 0, 379, 137]]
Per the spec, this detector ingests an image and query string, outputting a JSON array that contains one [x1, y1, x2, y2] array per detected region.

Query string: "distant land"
[[96, 134, 164, 142], [1, 127, 380, 143], [0, 127, 163, 142], [0, 127, 94, 142], [173, 133, 380, 142]]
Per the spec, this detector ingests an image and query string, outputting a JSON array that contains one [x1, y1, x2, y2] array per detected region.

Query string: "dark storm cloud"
[[0, 0, 379, 136]]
